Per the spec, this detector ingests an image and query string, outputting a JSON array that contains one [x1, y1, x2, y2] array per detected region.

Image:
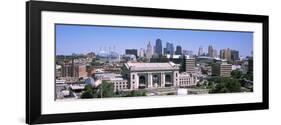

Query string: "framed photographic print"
[[26, 0, 269, 124]]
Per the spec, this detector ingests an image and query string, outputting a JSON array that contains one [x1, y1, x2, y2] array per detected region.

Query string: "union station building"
[[121, 62, 197, 90]]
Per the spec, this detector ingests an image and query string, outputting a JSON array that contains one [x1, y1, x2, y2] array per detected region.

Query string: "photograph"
[[25, 1, 269, 124], [55, 24, 254, 100]]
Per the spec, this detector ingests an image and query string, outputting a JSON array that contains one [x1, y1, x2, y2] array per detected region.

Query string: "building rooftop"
[[95, 73, 124, 81], [124, 62, 179, 71]]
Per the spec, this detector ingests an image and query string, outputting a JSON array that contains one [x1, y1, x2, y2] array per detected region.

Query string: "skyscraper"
[[165, 42, 174, 55], [175, 45, 182, 55], [155, 39, 162, 56], [163, 48, 167, 55], [220, 49, 225, 59], [213, 49, 218, 58], [198, 46, 203, 56], [231, 50, 239, 62], [220, 48, 231, 62], [146, 41, 153, 60], [219, 48, 239, 62], [208, 45, 214, 57], [225, 48, 232, 62]]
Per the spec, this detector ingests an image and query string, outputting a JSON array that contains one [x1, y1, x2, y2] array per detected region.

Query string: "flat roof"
[[124, 62, 179, 71]]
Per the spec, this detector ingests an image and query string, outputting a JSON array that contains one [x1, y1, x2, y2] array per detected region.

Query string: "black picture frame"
[[26, 1, 269, 124]]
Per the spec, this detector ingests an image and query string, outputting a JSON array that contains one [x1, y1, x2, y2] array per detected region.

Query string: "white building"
[[122, 62, 180, 90], [146, 41, 153, 60], [166, 54, 182, 59], [232, 65, 242, 71], [94, 73, 129, 91], [112, 80, 129, 92], [178, 72, 198, 87]]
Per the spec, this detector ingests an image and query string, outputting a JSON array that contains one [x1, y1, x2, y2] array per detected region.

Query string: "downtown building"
[[61, 63, 88, 79], [178, 72, 198, 87], [58, 58, 88, 79], [164, 42, 174, 55], [91, 62, 199, 92], [146, 41, 153, 60], [208, 45, 214, 57], [220, 48, 240, 63], [155, 39, 163, 56], [207, 45, 218, 58], [175, 45, 182, 55], [198, 46, 204, 56], [220, 48, 232, 62], [94, 73, 129, 92], [212, 63, 232, 77], [183, 55, 196, 74], [122, 62, 180, 89], [231, 50, 239, 62]]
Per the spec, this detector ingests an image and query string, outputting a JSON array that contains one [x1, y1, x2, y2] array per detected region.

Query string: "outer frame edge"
[[26, 1, 269, 124]]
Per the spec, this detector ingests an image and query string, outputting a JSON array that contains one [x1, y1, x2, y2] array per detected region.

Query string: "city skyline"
[[56, 24, 253, 56]]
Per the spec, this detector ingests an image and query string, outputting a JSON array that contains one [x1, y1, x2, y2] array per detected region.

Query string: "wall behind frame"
[[0, 0, 279, 125]]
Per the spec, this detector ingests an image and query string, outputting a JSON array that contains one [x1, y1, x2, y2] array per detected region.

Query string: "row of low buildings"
[[184, 55, 232, 77], [56, 57, 232, 93], [56, 63, 88, 80], [56, 57, 89, 80], [197, 56, 253, 77], [56, 54, 251, 98]]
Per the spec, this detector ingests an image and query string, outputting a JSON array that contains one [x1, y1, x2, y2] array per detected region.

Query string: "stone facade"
[[122, 62, 180, 90], [178, 72, 198, 87]]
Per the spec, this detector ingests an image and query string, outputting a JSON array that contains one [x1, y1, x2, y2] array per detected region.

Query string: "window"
[[132, 74, 135, 79], [165, 75, 171, 83], [139, 76, 145, 84]]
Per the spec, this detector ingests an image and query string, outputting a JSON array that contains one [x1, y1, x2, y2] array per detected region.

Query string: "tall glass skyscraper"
[[175, 45, 182, 55], [165, 42, 174, 55], [155, 39, 162, 56]]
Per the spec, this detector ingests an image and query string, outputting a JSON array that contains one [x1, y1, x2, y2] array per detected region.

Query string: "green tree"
[[211, 77, 241, 93], [97, 81, 115, 98], [81, 84, 100, 99], [81, 85, 94, 99], [243, 72, 253, 81], [203, 81, 208, 86], [231, 70, 242, 79], [124, 90, 147, 97], [81, 90, 94, 98], [226, 78, 241, 92]]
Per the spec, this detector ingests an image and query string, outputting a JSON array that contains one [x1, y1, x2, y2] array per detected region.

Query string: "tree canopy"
[[231, 70, 242, 79], [81, 81, 115, 99], [210, 77, 241, 93]]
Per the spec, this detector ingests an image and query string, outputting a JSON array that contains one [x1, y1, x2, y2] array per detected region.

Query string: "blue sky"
[[56, 24, 253, 57]]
